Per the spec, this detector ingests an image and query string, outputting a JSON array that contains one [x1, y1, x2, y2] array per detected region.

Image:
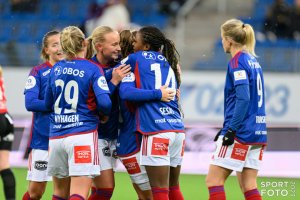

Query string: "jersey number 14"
[[151, 63, 176, 90]]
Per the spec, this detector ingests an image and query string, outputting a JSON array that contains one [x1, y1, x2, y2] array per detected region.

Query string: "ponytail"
[[162, 38, 181, 87], [139, 26, 181, 87], [86, 37, 95, 59], [243, 24, 257, 57]]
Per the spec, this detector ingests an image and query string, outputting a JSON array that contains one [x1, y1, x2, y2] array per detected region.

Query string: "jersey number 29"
[[54, 79, 79, 114]]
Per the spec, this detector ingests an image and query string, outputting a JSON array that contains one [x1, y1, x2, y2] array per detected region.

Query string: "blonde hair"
[[60, 26, 85, 59], [221, 19, 257, 57], [0, 65, 2, 77], [86, 26, 114, 59]]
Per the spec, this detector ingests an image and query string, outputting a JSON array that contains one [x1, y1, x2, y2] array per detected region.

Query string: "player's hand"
[[222, 128, 236, 146], [214, 129, 222, 142], [160, 85, 176, 102], [111, 64, 131, 85]]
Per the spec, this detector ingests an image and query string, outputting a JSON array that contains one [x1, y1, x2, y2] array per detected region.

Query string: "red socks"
[[152, 187, 169, 200], [244, 189, 262, 200], [169, 185, 184, 200], [208, 185, 226, 200], [90, 188, 114, 200], [22, 191, 31, 200], [69, 194, 84, 200], [87, 187, 97, 200]]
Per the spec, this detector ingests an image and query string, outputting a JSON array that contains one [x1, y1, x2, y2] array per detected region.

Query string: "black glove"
[[222, 128, 236, 146], [214, 129, 222, 142]]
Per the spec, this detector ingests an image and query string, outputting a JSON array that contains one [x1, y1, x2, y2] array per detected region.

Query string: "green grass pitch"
[[0, 168, 299, 199]]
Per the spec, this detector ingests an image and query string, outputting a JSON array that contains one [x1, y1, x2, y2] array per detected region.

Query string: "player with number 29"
[[44, 26, 112, 200]]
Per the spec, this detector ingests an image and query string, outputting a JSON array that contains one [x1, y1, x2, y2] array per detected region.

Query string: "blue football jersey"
[[91, 56, 119, 140], [121, 51, 185, 135], [45, 58, 110, 138], [24, 62, 52, 150], [222, 51, 267, 145]]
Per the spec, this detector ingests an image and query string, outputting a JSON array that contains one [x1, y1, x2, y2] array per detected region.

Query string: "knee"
[[243, 183, 258, 193], [238, 181, 245, 193], [137, 193, 152, 200], [240, 179, 257, 193], [29, 193, 43, 200], [205, 175, 213, 187], [29, 189, 45, 200], [205, 175, 225, 188], [138, 189, 153, 200], [169, 179, 179, 187], [0, 163, 10, 171]]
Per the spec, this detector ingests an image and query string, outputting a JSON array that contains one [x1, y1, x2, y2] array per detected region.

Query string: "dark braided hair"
[[139, 26, 181, 86]]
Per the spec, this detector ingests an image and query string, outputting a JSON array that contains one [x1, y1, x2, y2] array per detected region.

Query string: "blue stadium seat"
[[194, 38, 300, 72], [14, 43, 40, 66], [0, 0, 168, 66], [128, 0, 167, 28], [0, 0, 11, 20], [0, 43, 10, 66], [0, 21, 13, 42]]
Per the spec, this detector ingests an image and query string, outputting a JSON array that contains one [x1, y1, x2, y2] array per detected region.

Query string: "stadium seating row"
[[0, 0, 168, 66], [194, 0, 300, 72]]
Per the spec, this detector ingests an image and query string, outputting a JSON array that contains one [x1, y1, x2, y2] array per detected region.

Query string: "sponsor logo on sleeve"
[[34, 161, 48, 171], [122, 72, 135, 82], [233, 70, 247, 81], [121, 56, 129, 64], [151, 137, 169, 156], [42, 69, 51, 76], [74, 145, 92, 164], [98, 76, 109, 91], [230, 143, 249, 161], [25, 76, 36, 89], [122, 157, 141, 174]]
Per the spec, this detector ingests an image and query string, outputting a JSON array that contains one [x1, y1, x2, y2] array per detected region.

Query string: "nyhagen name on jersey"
[[55, 114, 79, 123]]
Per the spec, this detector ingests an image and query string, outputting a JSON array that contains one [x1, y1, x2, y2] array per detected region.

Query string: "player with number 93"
[[206, 19, 267, 200]]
